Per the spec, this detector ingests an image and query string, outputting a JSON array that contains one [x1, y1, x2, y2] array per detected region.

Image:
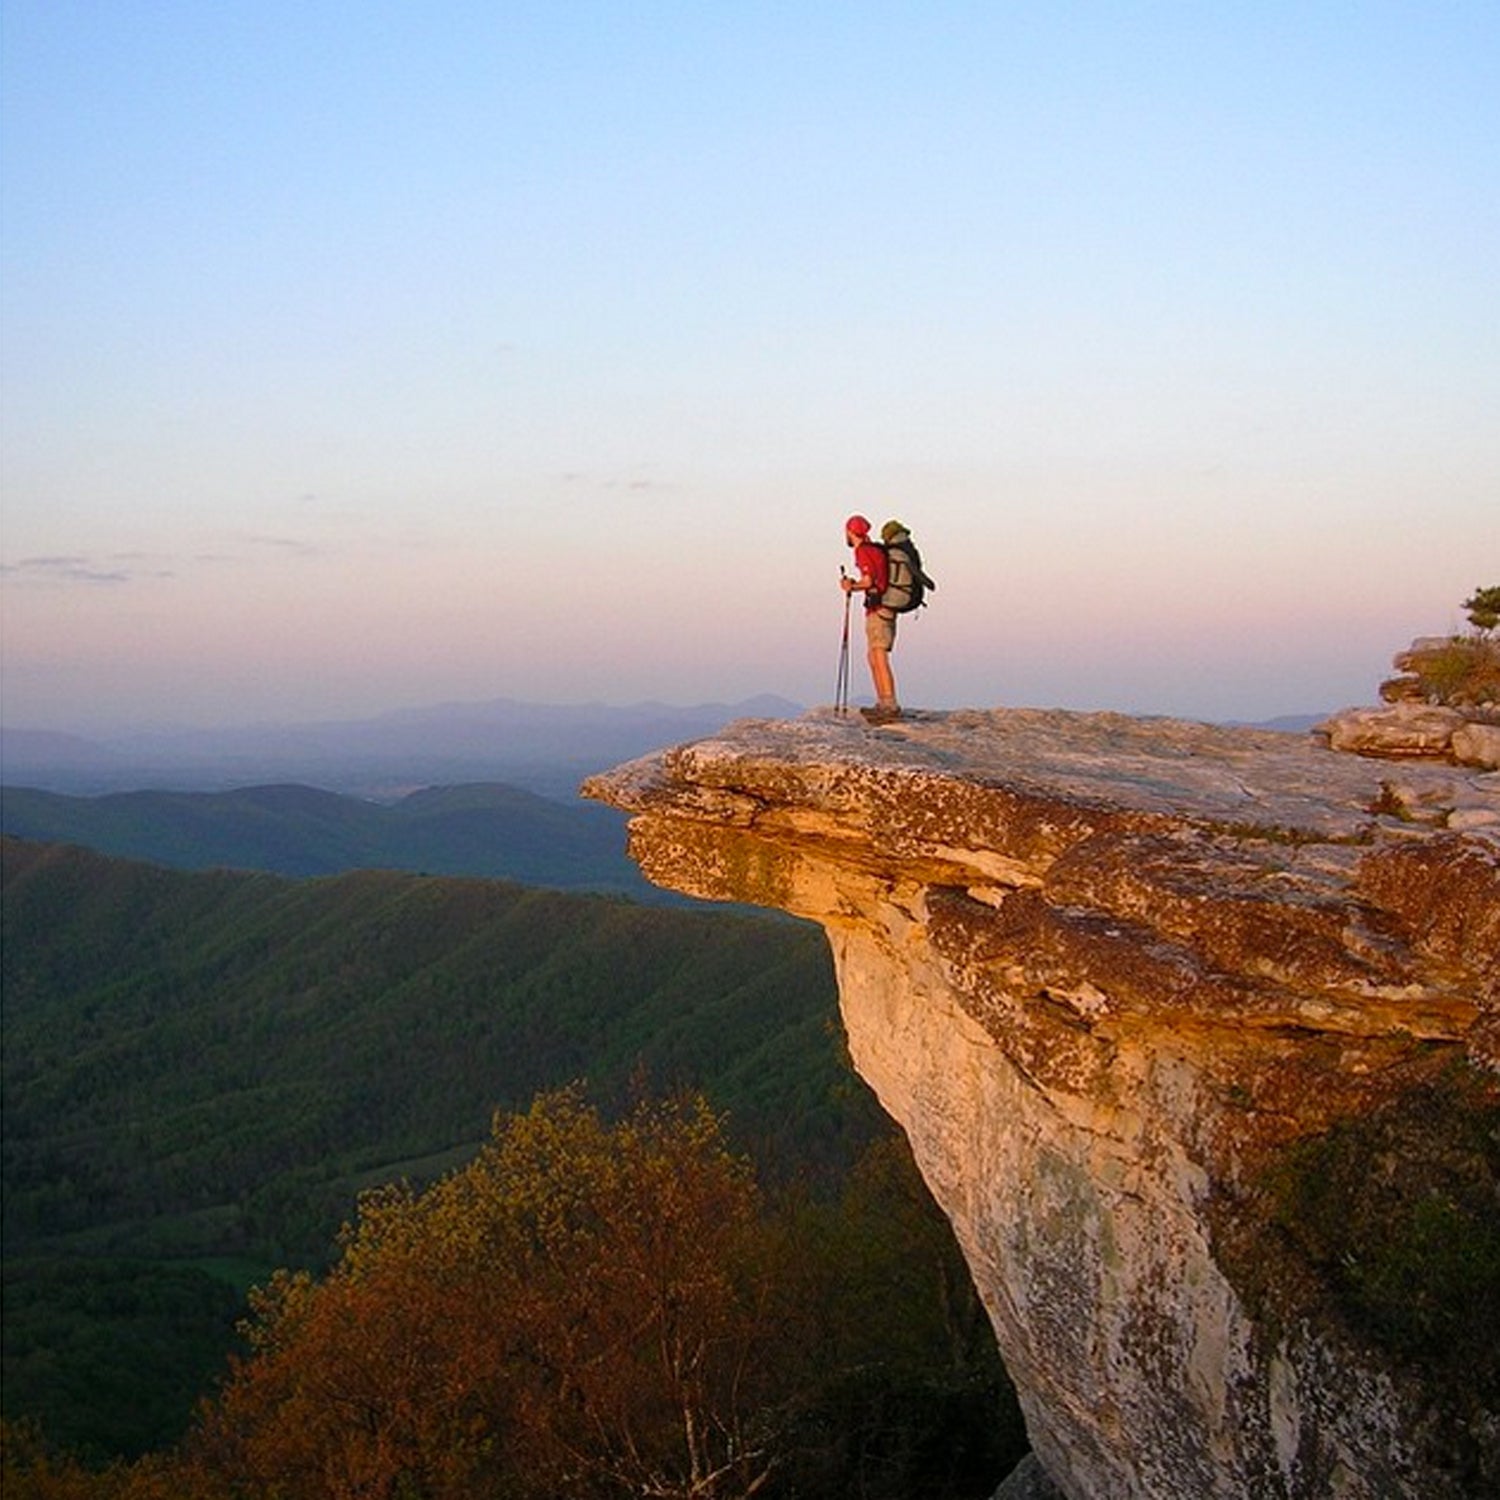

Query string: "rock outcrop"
[[1322, 633, 1500, 770], [586, 708, 1499, 1499], [1318, 702, 1500, 770]]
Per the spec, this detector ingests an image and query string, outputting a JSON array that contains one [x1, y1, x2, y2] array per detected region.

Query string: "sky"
[[2, 1, 1497, 733]]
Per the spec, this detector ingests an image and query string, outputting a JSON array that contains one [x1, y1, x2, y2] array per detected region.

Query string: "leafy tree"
[[172, 1092, 1020, 1500], [1464, 584, 1500, 636], [191, 1089, 784, 1499], [1382, 588, 1500, 706], [5, 1091, 1021, 1499]]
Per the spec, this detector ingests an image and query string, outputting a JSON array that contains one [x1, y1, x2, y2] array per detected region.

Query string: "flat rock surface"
[[593, 706, 1499, 841]]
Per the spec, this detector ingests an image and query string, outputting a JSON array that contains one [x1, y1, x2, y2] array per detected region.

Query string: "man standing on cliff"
[[842, 514, 901, 723]]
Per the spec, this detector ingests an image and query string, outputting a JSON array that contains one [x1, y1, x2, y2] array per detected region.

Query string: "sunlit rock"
[[1318, 702, 1467, 758], [1453, 722, 1500, 771], [586, 708, 1498, 1500]]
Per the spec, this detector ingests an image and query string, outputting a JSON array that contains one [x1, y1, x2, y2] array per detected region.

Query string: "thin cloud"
[[2, 555, 134, 584], [558, 472, 671, 493], [244, 534, 323, 556], [191, 537, 331, 568]]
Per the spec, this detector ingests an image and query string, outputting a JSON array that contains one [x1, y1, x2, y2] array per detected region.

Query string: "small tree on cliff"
[[1464, 585, 1500, 637], [1385, 588, 1500, 708]]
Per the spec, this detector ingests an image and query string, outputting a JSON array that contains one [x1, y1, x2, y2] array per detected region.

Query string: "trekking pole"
[[836, 568, 852, 714]]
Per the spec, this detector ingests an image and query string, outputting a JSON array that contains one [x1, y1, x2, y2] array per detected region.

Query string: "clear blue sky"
[[3, 1, 1496, 731]]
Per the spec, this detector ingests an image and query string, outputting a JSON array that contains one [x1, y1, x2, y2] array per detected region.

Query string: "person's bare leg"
[[869, 646, 896, 707]]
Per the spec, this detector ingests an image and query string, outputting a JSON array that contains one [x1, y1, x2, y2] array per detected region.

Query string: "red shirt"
[[853, 540, 888, 608]]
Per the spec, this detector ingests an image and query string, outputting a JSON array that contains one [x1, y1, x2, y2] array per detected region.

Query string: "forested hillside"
[[2, 836, 898, 1463], [0, 782, 653, 894]]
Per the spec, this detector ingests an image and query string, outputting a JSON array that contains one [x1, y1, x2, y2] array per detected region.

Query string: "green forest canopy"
[[3, 836, 1025, 1490]]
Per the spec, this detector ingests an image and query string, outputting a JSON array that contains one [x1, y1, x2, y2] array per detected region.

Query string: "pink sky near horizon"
[[3, 3, 1496, 733]]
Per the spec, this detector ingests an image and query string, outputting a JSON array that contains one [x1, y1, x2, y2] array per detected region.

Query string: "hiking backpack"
[[880, 531, 936, 614]]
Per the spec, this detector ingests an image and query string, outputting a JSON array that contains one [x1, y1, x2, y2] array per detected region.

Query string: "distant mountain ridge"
[[0, 781, 655, 894], [0, 694, 805, 797]]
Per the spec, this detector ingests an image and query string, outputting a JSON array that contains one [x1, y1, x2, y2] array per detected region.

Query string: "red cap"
[[845, 514, 871, 537]]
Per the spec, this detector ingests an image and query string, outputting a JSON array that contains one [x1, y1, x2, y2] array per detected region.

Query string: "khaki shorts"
[[865, 608, 896, 651]]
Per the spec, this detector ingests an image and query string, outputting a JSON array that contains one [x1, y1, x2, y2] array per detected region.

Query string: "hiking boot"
[[859, 704, 903, 724]]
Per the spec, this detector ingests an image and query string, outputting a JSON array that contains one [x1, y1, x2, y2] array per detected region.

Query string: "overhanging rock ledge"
[[584, 707, 1499, 1500]]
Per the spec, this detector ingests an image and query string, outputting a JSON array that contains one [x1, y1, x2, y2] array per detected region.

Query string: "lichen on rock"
[[585, 707, 1499, 1500]]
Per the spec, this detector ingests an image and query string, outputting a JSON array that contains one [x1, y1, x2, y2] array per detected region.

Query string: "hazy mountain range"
[[0, 697, 1330, 906], [0, 781, 656, 896], [1, 697, 1329, 803], [0, 694, 805, 798]]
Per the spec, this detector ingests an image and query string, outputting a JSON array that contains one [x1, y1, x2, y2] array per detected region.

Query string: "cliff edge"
[[585, 708, 1498, 1500]]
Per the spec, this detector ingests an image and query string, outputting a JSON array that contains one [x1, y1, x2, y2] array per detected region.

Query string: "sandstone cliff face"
[[586, 709, 1499, 1500]]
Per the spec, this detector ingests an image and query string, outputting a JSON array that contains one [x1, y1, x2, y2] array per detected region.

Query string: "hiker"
[[841, 514, 901, 723]]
